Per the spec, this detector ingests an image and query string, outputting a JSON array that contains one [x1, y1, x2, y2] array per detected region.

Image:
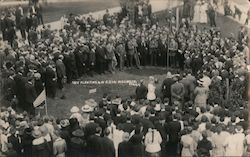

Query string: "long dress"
[[211, 133, 226, 157], [200, 3, 208, 23], [223, 133, 245, 157], [147, 83, 156, 100], [194, 86, 209, 108], [192, 1, 208, 23], [180, 134, 195, 157], [192, 2, 202, 23]]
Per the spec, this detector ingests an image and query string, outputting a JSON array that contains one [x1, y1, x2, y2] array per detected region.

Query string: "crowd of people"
[[0, 0, 250, 156]]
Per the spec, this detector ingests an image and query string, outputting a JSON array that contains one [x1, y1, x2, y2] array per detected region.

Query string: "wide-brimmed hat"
[[84, 99, 97, 108], [60, 119, 70, 128], [70, 106, 80, 113], [81, 105, 93, 113], [32, 129, 42, 138], [72, 129, 84, 137]]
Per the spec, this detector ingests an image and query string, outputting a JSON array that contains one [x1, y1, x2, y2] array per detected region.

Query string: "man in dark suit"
[[14, 69, 27, 110], [85, 114, 99, 138], [96, 40, 107, 74], [135, 80, 148, 100], [74, 41, 89, 77], [87, 127, 103, 157], [0, 13, 7, 41], [45, 64, 57, 98], [24, 77, 37, 115], [5, 14, 16, 47], [56, 55, 66, 88], [100, 129, 115, 157], [118, 133, 131, 157], [121, 116, 135, 133], [161, 72, 174, 102], [19, 15, 27, 39], [3, 71, 16, 102], [165, 114, 181, 157], [8, 127, 22, 155]]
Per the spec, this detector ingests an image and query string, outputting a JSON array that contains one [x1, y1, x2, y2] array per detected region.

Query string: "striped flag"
[[33, 89, 46, 108]]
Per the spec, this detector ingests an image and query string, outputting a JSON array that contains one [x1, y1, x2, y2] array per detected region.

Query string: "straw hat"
[[70, 106, 80, 113], [81, 105, 93, 113], [32, 129, 42, 138]]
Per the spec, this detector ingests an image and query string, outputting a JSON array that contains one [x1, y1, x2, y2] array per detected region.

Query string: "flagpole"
[[44, 89, 48, 115]]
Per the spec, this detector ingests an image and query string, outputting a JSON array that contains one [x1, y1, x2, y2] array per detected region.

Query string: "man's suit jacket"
[[24, 82, 37, 104], [161, 78, 175, 97], [56, 59, 66, 78]]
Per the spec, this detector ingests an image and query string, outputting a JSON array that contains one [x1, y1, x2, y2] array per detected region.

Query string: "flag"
[[89, 88, 97, 94], [33, 89, 46, 108]]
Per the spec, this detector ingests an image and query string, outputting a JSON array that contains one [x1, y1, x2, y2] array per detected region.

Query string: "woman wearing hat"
[[32, 129, 51, 157], [180, 127, 195, 157], [69, 129, 87, 157], [194, 80, 209, 108], [52, 130, 67, 157]]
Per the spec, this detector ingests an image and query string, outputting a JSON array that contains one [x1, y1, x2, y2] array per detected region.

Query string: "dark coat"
[[135, 84, 148, 100], [166, 120, 181, 144], [56, 59, 66, 78], [121, 122, 135, 133], [113, 115, 126, 126], [84, 122, 99, 138], [161, 78, 175, 98], [87, 134, 103, 157], [96, 45, 106, 63], [69, 137, 87, 157], [100, 137, 115, 157], [197, 138, 213, 157], [45, 67, 56, 87], [32, 138, 51, 157], [118, 141, 131, 157], [8, 134, 22, 154], [21, 133, 34, 157], [24, 82, 37, 104]]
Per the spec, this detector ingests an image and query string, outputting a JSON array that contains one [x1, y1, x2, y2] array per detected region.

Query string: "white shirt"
[[145, 130, 162, 153], [223, 133, 245, 156]]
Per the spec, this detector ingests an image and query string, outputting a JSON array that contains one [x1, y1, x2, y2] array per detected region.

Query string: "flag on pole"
[[33, 89, 46, 108]]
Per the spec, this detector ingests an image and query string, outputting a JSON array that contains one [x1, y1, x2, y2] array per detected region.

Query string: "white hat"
[[70, 106, 80, 113], [84, 99, 97, 107], [34, 73, 41, 78], [81, 105, 93, 113]]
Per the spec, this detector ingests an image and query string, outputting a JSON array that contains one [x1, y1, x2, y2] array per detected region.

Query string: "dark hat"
[[24, 128, 32, 135]]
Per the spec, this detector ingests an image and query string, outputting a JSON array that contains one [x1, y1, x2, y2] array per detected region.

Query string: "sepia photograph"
[[0, 0, 250, 156]]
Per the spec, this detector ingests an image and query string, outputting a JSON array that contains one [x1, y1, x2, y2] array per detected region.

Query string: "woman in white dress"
[[192, 0, 202, 23], [192, 0, 208, 24], [180, 128, 195, 157], [147, 76, 156, 101]]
